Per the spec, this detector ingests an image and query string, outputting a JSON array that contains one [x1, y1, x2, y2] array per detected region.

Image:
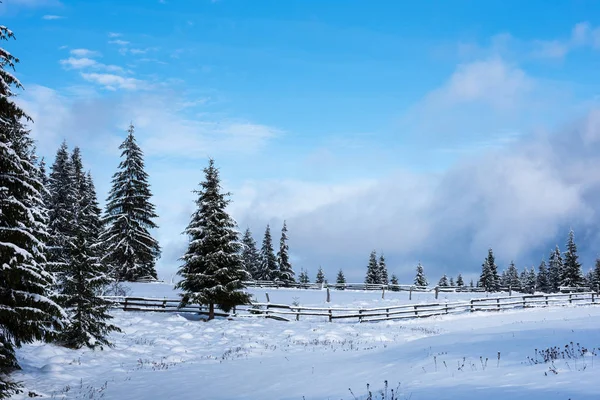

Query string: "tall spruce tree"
[[378, 254, 389, 285], [525, 267, 536, 294], [100, 124, 161, 281], [414, 262, 428, 286], [59, 150, 118, 349], [505, 261, 520, 290], [0, 27, 64, 397], [241, 228, 260, 280], [548, 245, 563, 292], [561, 230, 584, 287], [365, 250, 379, 284], [592, 258, 600, 291], [47, 141, 76, 276], [456, 273, 464, 287], [479, 248, 499, 291], [536, 260, 551, 293], [258, 224, 278, 280], [315, 266, 325, 284], [449, 276, 455, 286], [390, 274, 400, 291], [277, 221, 295, 284], [175, 159, 251, 320]]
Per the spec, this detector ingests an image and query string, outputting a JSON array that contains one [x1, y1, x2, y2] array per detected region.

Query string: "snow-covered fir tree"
[[315, 266, 326, 284], [0, 28, 64, 396], [258, 224, 278, 280], [100, 124, 161, 281], [378, 253, 388, 285], [469, 279, 474, 288], [505, 261, 520, 290], [241, 228, 260, 280], [298, 268, 310, 284], [548, 245, 563, 292], [479, 248, 500, 292], [449, 277, 455, 286], [584, 269, 594, 289], [47, 141, 77, 276], [456, 274, 464, 287], [561, 230, 584, 288], [58, 150, 118, 349], [175, 159, 251, 320], [390, 274, 400, 291], [536, 260, 551, 293], [438, 274, 449, 287], [59, 232, 120, 349], [591, 258, 600, 291], [524, 267, 536, 294], [365, 250, 379, 284], [336, 269, 346, 286], [414, 262, 428, 286], [276, 221, 295, 285]]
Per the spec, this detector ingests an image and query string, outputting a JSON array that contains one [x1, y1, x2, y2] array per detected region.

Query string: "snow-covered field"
[[12, 283, 600, 399]]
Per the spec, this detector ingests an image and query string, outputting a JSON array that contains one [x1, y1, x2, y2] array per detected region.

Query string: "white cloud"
[[70, 48, 100, 58], [109, 39, 129, 46], [108, 32, 122, 38], [532, 40, 569, 59], [80, 73, 147, 90], [60, 57, 97, 69], [42, 14, 63, 19]]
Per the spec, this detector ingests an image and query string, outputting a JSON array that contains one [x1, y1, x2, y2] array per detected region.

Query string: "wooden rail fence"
[[104, 291, 598, 323]]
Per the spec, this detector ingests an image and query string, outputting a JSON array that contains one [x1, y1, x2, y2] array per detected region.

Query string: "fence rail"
[[105, 291, 598, 323]]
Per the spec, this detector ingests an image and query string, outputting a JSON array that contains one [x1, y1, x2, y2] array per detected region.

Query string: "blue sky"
[[5, 0, 600, 283]]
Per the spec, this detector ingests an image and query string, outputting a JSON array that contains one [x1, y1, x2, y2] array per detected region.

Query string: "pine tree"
[[241, 228, 260, 280], [438, 274, 449, 287], [390, 274, 400, 291], [536, 260, 551, 293], [257, 224, 278, 280], [336, 269, 346, 288], [592, 258, 600, 291], [0, 28, 64, 396], [524, 267, 536, 294], [449, 277, 455, 286], [298, 268, 310, 284], [59, 232, 120, 349], [315, 266, 325, 284], [585, 269, 594, 289], [47, 141, 76, 276], [277, 221, 295, 285], [561, 230, 584, 288], [456, 274, 464, 287], [364, 250, 379, 284], [548, 246, 563, 292], [479, 248, 499, 292], [469, 279, 474, 288], [378, 254, 389, 285], [175, 159, 251, 320], [505, 261, 520, 290], [414, 262, 428, 286], [100, 124, 161, 281]]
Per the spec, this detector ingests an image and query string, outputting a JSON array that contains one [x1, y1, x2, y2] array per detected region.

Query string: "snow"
[[11, 283, 600, 399]]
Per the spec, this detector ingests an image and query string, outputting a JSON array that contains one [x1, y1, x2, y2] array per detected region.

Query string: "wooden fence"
[[105, 291, 598, 323]]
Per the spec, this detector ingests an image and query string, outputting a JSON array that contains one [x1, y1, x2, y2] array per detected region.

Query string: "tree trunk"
[[209, 303, 214, 320]]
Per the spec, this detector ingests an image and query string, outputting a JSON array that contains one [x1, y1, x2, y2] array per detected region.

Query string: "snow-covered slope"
[[12, 284, 600, 399]]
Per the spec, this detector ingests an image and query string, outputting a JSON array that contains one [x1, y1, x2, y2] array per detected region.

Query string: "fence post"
[[382, 287, 385, 299], [497, 298, 500, 310], [545, 295, 549, 306], [328, 309, 332, 322], [163, 299, 167, 309], [435, 286, 439, 300], [265, 292, 270, 303], [470, 299, 474, 312], [592, 292, 596, 304], [509, 285, 512, 297], [569, 294, 572, 304], [386, 308, 389, 318], [445, 303, 449, 314], [409, 287, 413, 301], [358, 309, 363, 322], [124, 298, 128, 311], [414, 305, 418, 316]]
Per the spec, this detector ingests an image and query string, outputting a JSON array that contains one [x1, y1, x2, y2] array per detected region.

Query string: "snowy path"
[[13, 303, 600, 399]]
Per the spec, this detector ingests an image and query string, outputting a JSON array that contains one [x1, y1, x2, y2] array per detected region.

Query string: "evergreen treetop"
[[241, 228, 260, 280], [414, 262, 428, 286], [315, 266, 325, 284], [378, 254, 388, 285], [277, 221, 295, 284], [365, 250, 379, 284], [258, 224, 278, 280], [561, 230, 584, 288]]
